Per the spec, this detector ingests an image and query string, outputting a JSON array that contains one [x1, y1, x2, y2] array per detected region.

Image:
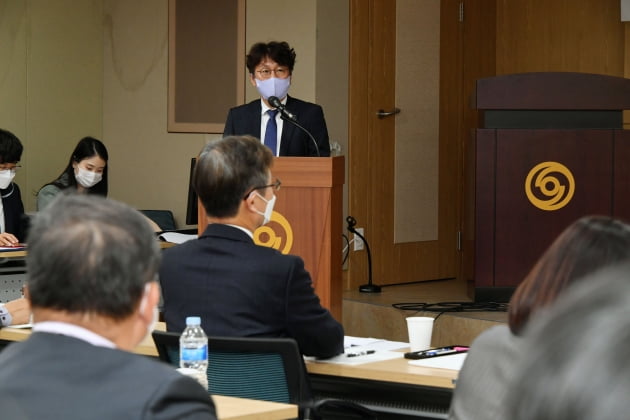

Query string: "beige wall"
[[0, 0, 102, 212], [1, 0, 349, 229]]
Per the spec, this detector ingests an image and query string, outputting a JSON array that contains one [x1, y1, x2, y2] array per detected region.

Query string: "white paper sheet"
[[158, 232, 197, 244], [307, 350, 404, 365], [408, 352, 468, 370]]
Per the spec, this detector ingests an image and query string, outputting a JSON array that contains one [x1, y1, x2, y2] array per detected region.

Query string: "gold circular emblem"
[[525, 161, 575, 211], [253, 211, 294, 254]]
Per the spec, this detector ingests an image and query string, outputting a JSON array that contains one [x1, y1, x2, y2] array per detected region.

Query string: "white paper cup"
[[406, 316, 435, 351]]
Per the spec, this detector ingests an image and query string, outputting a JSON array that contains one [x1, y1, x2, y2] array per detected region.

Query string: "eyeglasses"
[[243, 178, 281, 199], [255, 68, 289, 79], [0, 164, 21, 172]]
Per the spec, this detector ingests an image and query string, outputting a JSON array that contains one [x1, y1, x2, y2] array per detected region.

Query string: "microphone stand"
[[269, 95, 321, 157], [280, 115, 321, 157], [346, 216, 381, 293]]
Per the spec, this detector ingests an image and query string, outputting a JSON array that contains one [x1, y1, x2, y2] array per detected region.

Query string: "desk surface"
[[0, 241, 176, 259], [1, 322, 457, 391], [213, 395, 296, 420]]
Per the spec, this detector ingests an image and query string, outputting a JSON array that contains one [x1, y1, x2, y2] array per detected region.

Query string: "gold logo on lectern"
[[525, 161, 575, 211], [253, 211, 294, 254]]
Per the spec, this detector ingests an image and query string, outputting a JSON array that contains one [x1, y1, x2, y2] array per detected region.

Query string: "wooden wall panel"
[[496, 0, 624, 76]]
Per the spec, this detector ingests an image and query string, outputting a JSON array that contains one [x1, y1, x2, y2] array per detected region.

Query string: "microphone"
[[268, 96, 321, 157], [268, 96, 297, 121], [346, 216, 381, 293]]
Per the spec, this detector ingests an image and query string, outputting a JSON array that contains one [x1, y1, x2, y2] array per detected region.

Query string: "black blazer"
[[1, 182, 27, 241], [159, 224, 344, 358], [223, 96, 331, 157]]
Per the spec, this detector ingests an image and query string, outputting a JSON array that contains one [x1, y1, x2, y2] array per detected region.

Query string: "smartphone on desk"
[[404, 345, 469, 360]]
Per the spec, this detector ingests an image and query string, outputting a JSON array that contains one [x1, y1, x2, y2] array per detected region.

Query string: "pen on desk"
[[346, 350, 376, 358]]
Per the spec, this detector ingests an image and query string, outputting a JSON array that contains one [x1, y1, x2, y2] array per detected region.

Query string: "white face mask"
[[255, 76, 291, 100], [0, 170, 16, 190], [75, 167, 103, 188], [254, 192, 276, 225], [139, 283, 159, 341]]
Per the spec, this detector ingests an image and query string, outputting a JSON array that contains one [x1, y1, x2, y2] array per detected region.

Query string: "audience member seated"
[[159, 135, 344, 358], [36, 136, 108, 211], [0, 128, 27, 246], [35, 136, 161, 232], [505, 262, 630, 420], [448, 215, 630, 420], [0, 195, 217, 419]]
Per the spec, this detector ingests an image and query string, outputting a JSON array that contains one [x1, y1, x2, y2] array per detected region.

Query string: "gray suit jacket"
[[0, 332, 217, 420], [448, 325, 521, 420]]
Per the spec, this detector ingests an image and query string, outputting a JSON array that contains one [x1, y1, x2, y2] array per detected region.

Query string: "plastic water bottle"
[[179, 316, 208, 390]]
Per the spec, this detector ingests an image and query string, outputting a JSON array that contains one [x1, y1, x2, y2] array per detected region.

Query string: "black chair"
[[152, 331, 377, 420], [139, 210, 177, 232]]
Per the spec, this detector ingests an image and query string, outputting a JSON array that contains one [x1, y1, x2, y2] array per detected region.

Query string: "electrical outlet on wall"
[[353, 228, 364, 251]]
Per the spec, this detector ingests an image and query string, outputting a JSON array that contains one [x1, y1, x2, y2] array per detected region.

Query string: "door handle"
[[376, 108, 401, 119]]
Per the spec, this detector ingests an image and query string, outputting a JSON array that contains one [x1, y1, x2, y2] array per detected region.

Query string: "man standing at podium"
[[159, 135, 344, 358], [223, 41, 330, 157]]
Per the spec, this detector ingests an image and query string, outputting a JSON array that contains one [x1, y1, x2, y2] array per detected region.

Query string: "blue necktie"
[[264, 109, 278, 156]]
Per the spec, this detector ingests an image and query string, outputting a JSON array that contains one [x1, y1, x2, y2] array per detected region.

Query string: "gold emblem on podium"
[[253, 211, 294, 254], [525, 161, 575, 211]]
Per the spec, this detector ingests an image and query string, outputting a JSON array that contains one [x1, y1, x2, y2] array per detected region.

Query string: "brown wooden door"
[[347, 0, 463, 289]]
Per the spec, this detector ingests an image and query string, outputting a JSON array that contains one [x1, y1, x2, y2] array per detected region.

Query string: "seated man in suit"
[[0, 195, 217, 420], [223, 41, 331, 157], [160, 135, 344, 358]]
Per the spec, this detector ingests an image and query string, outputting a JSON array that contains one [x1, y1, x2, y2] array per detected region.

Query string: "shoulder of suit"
[[286, 96, 322, 111], [228, 99, 261, 113]]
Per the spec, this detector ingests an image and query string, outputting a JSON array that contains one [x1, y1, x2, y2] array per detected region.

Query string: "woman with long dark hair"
[[449, 215, 630, 420], [37, 137, 108, 211]]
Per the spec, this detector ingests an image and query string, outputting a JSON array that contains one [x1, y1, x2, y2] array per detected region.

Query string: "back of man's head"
[[26, 194, 160, 320], [193, 135, 273, 218]]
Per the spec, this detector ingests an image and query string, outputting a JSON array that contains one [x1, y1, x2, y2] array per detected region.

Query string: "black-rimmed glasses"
[[243, 178, 281, 199]]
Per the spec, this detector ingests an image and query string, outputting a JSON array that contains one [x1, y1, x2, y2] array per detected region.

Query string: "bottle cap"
[[185, 316, 201, 325]]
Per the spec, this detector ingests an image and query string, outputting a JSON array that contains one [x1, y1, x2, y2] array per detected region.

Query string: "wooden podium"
[[465, 72, 630, 302], [197, 156, 345, 320]]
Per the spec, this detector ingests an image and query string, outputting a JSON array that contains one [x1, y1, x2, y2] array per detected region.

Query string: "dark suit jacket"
[[159, 224, 344, 358], [1, 182, 27, 241], [0, 332, 217, 420], [223, 96, 331, 157]]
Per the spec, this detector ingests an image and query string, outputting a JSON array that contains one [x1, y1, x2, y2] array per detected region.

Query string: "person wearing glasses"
[[223, 41, 331, 157], [159, 135, 344, 358], [0, 129, 27, 247], [0, 195, 217, 419], [36, 136, 108, 211]]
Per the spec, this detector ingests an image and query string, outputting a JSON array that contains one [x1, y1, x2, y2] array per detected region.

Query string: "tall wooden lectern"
[[465, 72, 630, 302], [197, 156, 345, 320]]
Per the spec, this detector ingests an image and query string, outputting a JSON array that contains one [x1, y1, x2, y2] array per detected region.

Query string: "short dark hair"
[[246, 41, 296, 74], [45, 136, 109, 196], [193, 135, 272, 218], [508, 215, 630, 335], [0, 128, 24, 164], [26, 195, 160, 320]]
